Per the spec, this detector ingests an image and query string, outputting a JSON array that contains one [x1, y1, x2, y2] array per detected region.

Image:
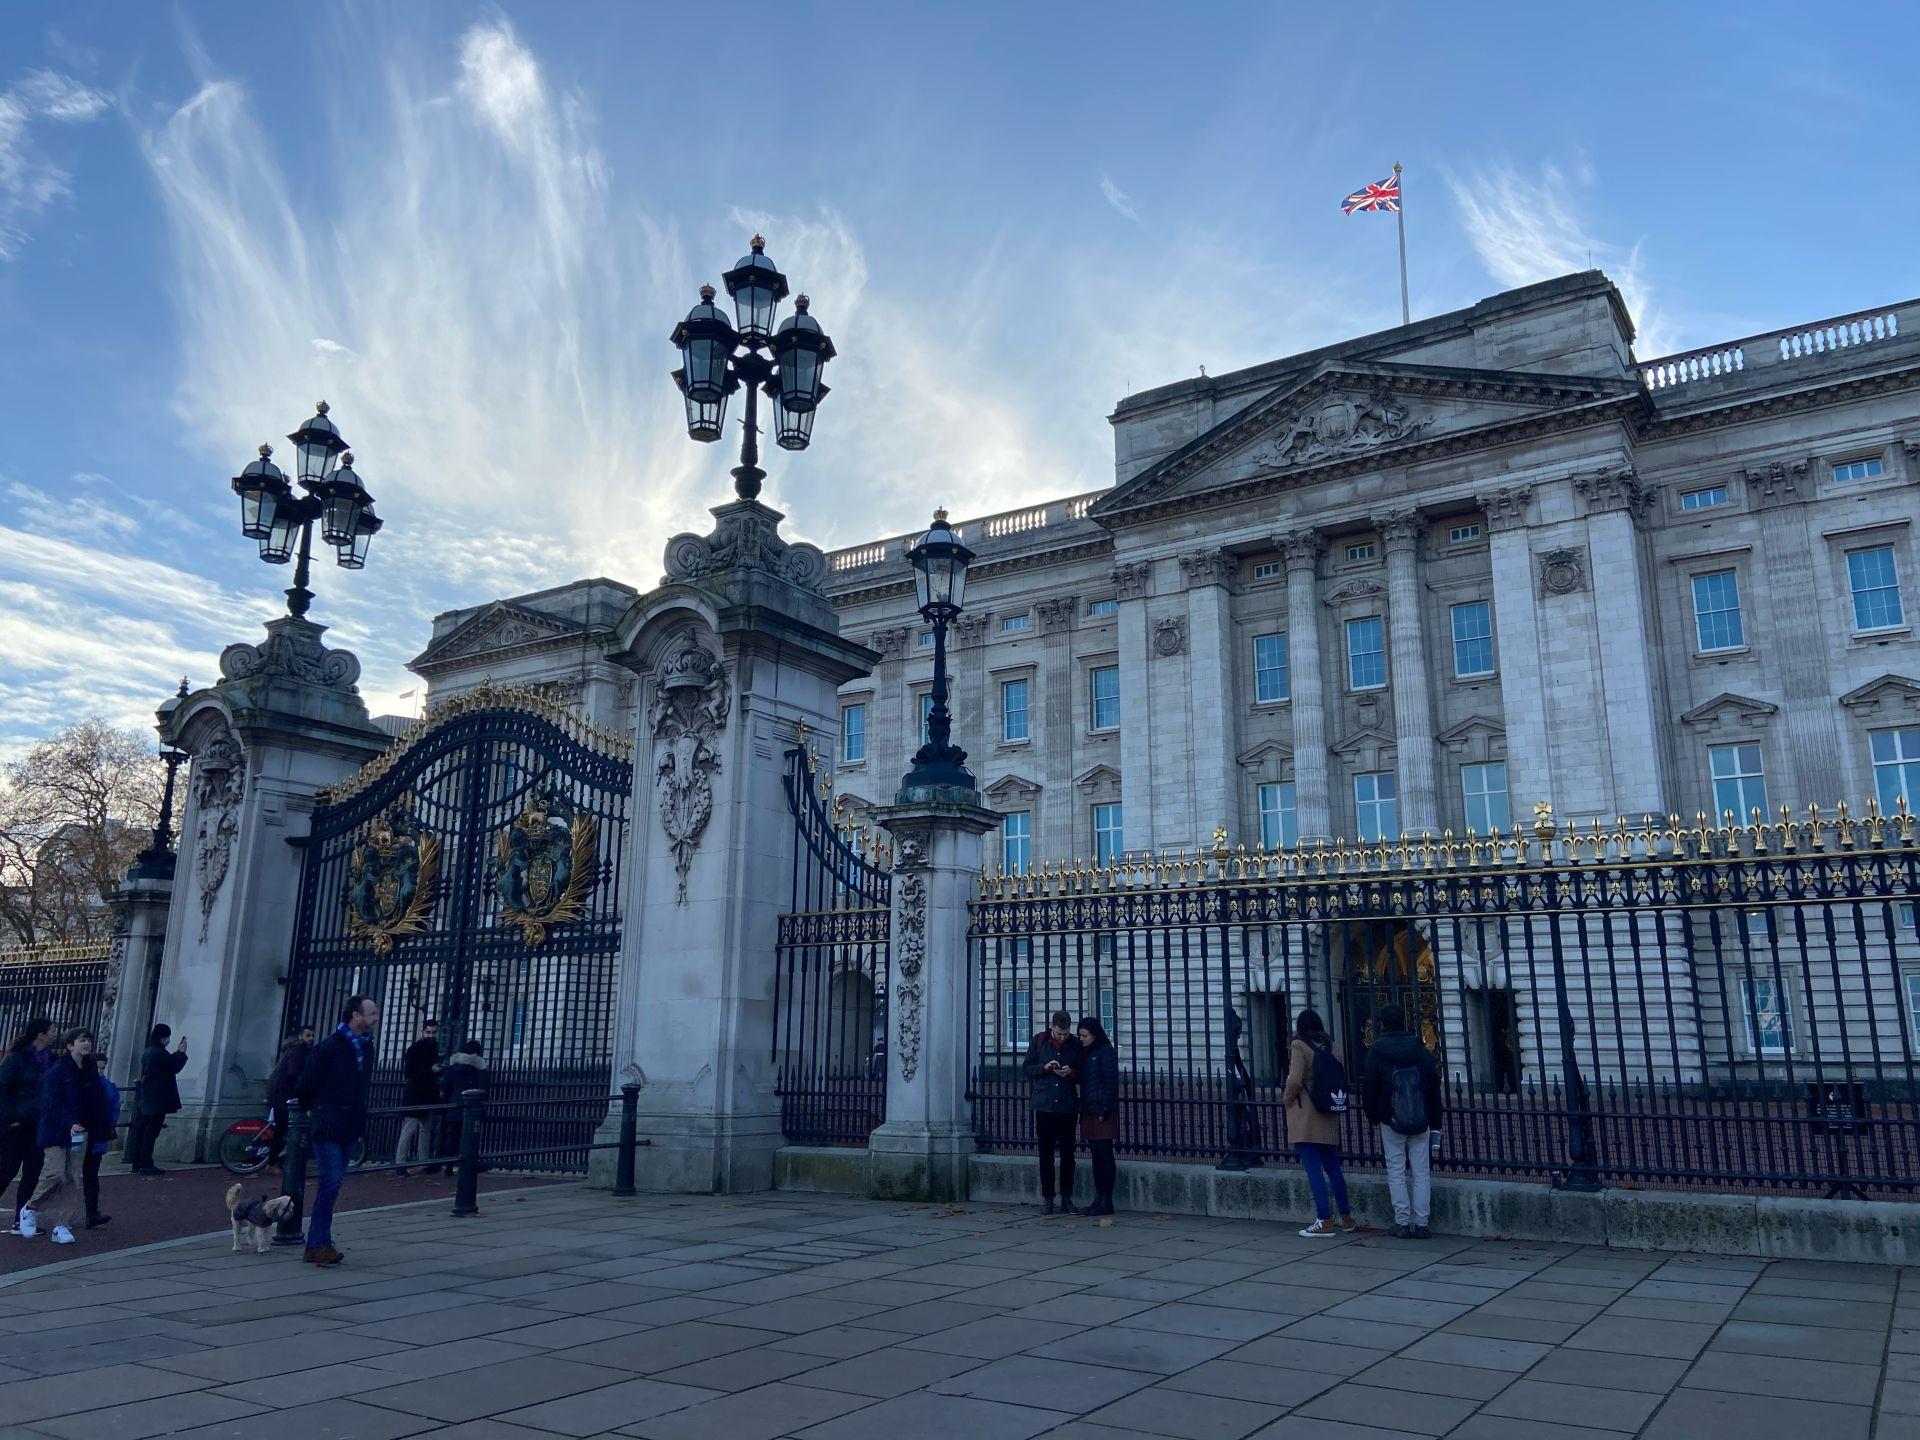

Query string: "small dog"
[[226, 1182, 295, 1253]]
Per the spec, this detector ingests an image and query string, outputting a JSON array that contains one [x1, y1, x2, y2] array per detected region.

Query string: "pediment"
[[1074, 762, 1122, 790], [1236, 739, 1294, 766], [413, 602, 582, 669], [1329, 724, 1397, 759], [1437, 714, 1507, 746], [1839, 673, 1920, 718], [1679, 692, 1779, 731], [985, 773, 1044, 803], [1093, 360, 1642, 522]]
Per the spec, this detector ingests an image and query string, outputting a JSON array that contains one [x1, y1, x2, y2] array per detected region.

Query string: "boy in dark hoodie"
[[1361, 1003, 1444, 1239]]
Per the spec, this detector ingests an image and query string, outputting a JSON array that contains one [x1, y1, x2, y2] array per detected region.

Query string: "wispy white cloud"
[[1448, 162, 1674, 356], [1100, 176, 1139, 225], [0, 66, 107, 259]]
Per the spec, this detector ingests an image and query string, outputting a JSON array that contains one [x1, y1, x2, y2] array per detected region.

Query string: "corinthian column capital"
[[1372, 508, 1424, 553], [1276, 528, 1326, 573]]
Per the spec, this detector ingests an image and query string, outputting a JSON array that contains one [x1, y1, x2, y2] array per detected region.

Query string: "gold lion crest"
[[495, 787, 598, 947], [342, 802, 441, 955]]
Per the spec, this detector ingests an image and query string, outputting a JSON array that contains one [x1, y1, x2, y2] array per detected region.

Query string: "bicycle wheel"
[[346, 1139, 369, 1170], [216, 1122, 271, 1176]]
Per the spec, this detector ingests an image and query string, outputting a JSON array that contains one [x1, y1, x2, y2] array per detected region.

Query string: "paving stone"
[[1640, 1388, 1872, 1440], [1443, 1310, 1585, 1344], [1562, 1314, 1716, 1359], [1399, 1331, 1553, 1372], [1271, 1314, 1431, 1352], [1155, 1358, 1340, 1408], [790, 1344, 986, 1398], [1479, 1377, 1662, 1431], [164, 1330, 399, 1382], [1292, 1383, 1479, 1435], [26, 1391, 269, 1440], [1006, 1294, 1156, 1325], [1522, 1346, 1690, 1393], [927, 1353, 1157, 1412], [1184, 1283, 1331, 1317], [1230, 1334, 1387, 1376], [1602, 1295, 1739, 1325], [1731, 1294, 1894, 1331], [792, 1391, 1073, 1440], [598, 1294, 731, 1326], [564, 1319, 783, 1373], [1246, 1417, 1428, 1440], [1683, 1348, 1882, 1404], [621, 1379, 875, 1440], [1084, 1277, 1213, 1302], [898, 1315, 1083, 1359], [1031, 1327, 1240, 1375], [767, 1324, 903, 1359], [8, 1331, 208, 1376], [1710, 1319, 1885, 1363], [209, 1362, 385, 1407], [348, 1300, 557, 1345], [496, 1375, 718, 1435], [652, 1345, 830, 1391], [1080, 1382, 1286, 1439], [160, 1400, 437, 1439], [1448, 1417, 1625, 1440], [357, 1336, 543, 1380], [1350, 1355, 1516, 1401], [359, 1355, 634, 1424], [1117, 1302, 1294, 1342]]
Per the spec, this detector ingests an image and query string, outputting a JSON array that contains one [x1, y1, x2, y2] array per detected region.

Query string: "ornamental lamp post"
[[901, 508, 976, 793], [228, 401, 382, 616], [670, 236, 836, 500]]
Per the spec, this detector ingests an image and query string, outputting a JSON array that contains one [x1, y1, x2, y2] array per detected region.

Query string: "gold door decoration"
[[342, 802, 441, 956], [495, 788, 598, 947], [1359, 926, 1441, 1052]]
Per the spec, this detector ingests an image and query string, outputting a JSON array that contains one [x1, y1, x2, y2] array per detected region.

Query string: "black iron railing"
[[773, 738, 892, 1145], [969, 808, 1920, 1196], [0, 944, 111, 1043]]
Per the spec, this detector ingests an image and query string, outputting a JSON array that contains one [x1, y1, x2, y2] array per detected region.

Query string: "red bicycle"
[[216, 1116, 366, 1176]]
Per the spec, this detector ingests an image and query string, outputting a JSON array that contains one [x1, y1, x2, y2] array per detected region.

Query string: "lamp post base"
[[900, 756, 976, 797]]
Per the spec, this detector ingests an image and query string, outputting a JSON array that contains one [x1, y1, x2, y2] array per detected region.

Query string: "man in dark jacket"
[[1361, 1003, 1445, 1239], [0, 1018, 54, 1235], [438, 1040, 488, 1165], [130, 1024, 188, 1175], [265, 1026, 315, 1168], [1022, 1011, 1083, 1215], [395, 1018, 439, 1176], [297, 995, 379, 1266]]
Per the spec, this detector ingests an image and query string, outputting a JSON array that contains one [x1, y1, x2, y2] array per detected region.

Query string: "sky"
[[0, 2, 1916, 755]]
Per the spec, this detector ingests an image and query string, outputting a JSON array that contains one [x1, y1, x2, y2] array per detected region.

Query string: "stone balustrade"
[[1641, 299, 1912, 390]]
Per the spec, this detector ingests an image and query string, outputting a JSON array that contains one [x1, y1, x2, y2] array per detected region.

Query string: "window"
[[1001, 811, 1031, 875], [1691, 570, 1745, 652], [1905, 972, 1920, 1052], [1093, 803, 1124, 863], [1848, 546, 1905, 632], [1448, 522, 1482, 544], [918, 631, 935, 648], [1741, 977, 1792, 1054], [1089, 665, 1120, 731], [1094, 983, 1117, 1038], [1872, 727, 1920, 811], [1450, 602, 1495, 678], [1252, 632, 1290, 703], [1681, 485, 1728, 511], [1088, 598, 1118, 616], [1346, 616, 1386, 689], [1346, 542, 1376, 562], [1000, 678, 1030, 742], [841, 703, 867, 764], [919, 692, 933, 745], [1000, 983, 1032, 1051], [1252, 560, 1283, 580], [1001, 613, 1032, 633], [1258, 781, 1298, 850], [1709, 743, 1769, 822], [1461, 762, 1510, 834], [1354, 771, 1398, 843], [1833, 458, 1886, 484], [1901, 901, 1917, 931]]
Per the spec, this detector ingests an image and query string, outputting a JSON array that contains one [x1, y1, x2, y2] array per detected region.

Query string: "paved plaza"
[[0, 1184, 1912, 1440]]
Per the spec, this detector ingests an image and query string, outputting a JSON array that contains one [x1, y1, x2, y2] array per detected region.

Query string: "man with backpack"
[[1361, 1002, 1444, 1239]]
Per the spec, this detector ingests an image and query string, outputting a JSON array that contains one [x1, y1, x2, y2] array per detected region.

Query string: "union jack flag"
[[1342, 175, 1401, 214]]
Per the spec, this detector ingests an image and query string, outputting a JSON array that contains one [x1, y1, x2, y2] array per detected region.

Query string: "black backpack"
[[1388, 1062, 1429, 1135], [1306, 1043, 1349, 1115]]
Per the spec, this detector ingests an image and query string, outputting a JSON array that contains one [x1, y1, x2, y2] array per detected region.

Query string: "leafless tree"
[[0, 719, 172, 946]]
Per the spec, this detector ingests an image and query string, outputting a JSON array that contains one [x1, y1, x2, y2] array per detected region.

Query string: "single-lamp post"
[[228, 401, 382, 618], [901, 509, 976, 793], [670, 236, 836, 501]]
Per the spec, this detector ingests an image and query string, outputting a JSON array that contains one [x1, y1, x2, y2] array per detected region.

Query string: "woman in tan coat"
[[1281, 1008, 1355, 1237]]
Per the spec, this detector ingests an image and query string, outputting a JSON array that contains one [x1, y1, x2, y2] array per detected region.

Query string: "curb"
[[0, 1181, 583, 1288]]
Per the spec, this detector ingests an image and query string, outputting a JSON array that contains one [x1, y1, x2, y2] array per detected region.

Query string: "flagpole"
[[1394, 161, 1409, 325]]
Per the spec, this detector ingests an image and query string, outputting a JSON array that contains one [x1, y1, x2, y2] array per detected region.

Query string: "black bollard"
[[613, 1083, 639, 1197], [451, 1088, 482, 1218], [272, 1102, 309, 1248]]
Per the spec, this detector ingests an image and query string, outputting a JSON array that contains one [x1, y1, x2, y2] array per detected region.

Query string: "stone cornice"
[[828, 536, 1114, 610]]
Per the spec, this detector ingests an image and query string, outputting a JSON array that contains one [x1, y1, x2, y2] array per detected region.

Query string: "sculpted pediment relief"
[[415, 603, 581, 669], [1093, 360, 1640, 522]]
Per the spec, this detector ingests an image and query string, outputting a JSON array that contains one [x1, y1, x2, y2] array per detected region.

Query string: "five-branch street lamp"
[[670, 235, 837, 502], [229, 400, 383, 618], [902, 508, 977, 792]]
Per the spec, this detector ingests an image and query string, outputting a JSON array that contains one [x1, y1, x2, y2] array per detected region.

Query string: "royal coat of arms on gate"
[[494, 786, 598, 947], [342, 802, 441, 955]]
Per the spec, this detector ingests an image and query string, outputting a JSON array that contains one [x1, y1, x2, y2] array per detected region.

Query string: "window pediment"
[[1839, 673, 1920, 721], [984, 773, 1044, 804], [1678, 692, 1779, 735]]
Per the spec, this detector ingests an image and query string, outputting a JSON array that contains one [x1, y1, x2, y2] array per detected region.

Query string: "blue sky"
[[1, 2, 1916, 752]]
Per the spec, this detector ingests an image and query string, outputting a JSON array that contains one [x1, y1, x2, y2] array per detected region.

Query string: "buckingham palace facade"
[[410, 271, 1920, 867]]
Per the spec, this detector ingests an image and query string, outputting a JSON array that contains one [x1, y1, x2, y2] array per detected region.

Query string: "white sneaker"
[[50, 1225, 73, 1245], [17, 1208, 37, 1238]]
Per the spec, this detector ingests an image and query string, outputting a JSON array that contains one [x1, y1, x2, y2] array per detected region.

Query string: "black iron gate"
[[773, 736, 892, 1144], [286, 685, 632, 1171]]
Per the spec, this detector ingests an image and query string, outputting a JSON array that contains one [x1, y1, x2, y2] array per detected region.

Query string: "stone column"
[[1573, 469, 1669, 819], [151, 616, 391, 1161], [1478, 485, 1552, 815], [608, 499, 875, 1193], [1113, 559, 1155, 855], [1181, 549, 1238, 845], [1035, 596, 1078, 853], [867, 627, 910, 792], [1376, 509, 1438, 834], [1278, 530, 1331, 842], [868, 796, 999, 1200], [104, 853, 174, 1094]]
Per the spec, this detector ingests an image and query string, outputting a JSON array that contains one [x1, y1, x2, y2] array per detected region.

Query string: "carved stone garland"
[[192, 725, 245, 940], [219, 615, 361, 691], [891, 828, 930, 1083], [649, 637, 729, 905], [663, 505, 830, 595]]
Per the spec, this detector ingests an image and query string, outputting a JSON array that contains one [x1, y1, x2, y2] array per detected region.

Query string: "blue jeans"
[[1296, 1142, 1350, 1220], [307, 1140, 347, 1249]]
